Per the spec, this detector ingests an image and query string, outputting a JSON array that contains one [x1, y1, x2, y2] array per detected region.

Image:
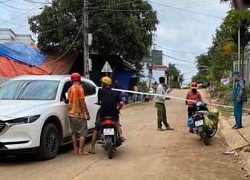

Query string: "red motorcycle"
[[100, 116, 123, 159]]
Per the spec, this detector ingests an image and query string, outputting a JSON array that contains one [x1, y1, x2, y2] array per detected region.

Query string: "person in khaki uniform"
[[155, 77, 174, 131], [67, 72, 90, 156]]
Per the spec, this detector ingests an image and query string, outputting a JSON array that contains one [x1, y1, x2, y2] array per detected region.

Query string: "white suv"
[[0, 75, 99, 160]]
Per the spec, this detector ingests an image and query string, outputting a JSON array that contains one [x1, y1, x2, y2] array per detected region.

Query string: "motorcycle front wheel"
[[208, 126, 218, 138]]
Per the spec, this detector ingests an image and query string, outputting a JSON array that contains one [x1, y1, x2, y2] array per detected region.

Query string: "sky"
[[0, 0, 231, 83], [148, 0, 230, 84]]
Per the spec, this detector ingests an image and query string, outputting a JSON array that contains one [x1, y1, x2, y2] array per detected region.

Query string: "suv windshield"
[[0, 80, 59, 100]]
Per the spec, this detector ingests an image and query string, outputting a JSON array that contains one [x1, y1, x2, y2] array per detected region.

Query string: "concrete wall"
[[15, 35, 35, 44], [0, 28, 35, 45], [244, 44, 250, 88]]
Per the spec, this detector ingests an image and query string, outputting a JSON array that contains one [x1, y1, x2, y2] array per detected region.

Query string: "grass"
[[205, 83, 250, 116]]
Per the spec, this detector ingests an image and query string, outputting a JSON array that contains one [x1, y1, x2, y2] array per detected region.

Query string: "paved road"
[[0, 89, 247, 180]]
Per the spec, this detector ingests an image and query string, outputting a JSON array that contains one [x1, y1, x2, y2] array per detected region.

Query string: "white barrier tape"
[[99, 87, 250, 111]]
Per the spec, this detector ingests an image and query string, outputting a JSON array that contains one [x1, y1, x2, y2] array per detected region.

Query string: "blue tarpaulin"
[[0, 43, 47, 66], [112, 70, 134, 90]]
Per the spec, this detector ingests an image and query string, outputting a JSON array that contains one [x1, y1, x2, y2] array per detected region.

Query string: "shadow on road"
[[0, 138, 93, 163]]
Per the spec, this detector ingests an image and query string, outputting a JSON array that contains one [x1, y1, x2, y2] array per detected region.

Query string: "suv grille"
[[0, 121, 6, 133]]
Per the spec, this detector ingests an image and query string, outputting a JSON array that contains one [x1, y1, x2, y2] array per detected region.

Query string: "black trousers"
[[188, 107, 196, 118]]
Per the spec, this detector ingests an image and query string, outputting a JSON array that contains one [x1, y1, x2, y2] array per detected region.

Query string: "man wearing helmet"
[[89, 76, 124, 154], [185, 82, 203, 118], [67, 72, 90, 156], [185, 82, 203, 133]]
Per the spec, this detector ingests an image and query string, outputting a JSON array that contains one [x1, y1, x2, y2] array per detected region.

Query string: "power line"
[[49, 21, 83, 63], [38, 18, 81, 34], [163, 54, 195, 64], [155, 44, 201, 55], [21, 0, 50, 5], [0, 1, 37, 11], [169, 0, 218, 7], [180, 2, 219, 8], [0, 0, 14, 2], [91, 8, 152, 12], [14, 0, 44, 6], [0, 3, 42, 25], [9, 8, 153, 34], [9, 3, 153, 34], [0, 1, 137, 28], [88, 1, 134, 9], [147, 1, 223, 19], [0, 4, 29, 14], [5, 11, 82, 31]]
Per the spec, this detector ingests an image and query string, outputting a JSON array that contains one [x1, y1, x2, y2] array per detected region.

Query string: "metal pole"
[[149, 68, 152, 88], [83, 0, 89, 78], [148, 49, 153, 88]]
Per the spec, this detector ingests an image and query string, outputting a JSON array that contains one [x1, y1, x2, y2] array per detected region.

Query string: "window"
[[61, 81, 71, 101], [0, 80, 59, 100], [81, 81, 96, 96]]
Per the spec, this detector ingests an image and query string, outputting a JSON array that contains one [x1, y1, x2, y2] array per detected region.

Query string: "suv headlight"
[[6, 115, 41, 125]]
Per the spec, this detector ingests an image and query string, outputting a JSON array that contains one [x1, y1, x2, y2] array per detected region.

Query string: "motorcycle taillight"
[[103, 119, 113, 125]]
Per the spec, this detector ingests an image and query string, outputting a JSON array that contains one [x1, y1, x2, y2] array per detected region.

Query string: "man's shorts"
[[69, 116, 88, 137]]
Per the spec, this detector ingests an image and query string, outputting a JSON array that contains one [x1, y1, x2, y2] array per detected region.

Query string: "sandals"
[[88, 150, 96, 154], [73, 148, 78, 155], [78, 151, 89, 156]]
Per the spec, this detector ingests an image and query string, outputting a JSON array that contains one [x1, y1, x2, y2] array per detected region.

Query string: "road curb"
[[122, 101, 147, 109], [220, 116, 249, 151]]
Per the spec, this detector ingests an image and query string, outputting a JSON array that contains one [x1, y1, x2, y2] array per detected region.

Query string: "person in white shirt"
[[155, 77, 174, 131]]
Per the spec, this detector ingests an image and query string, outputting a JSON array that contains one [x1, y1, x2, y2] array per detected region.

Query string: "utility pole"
[[148, 49, 153, 88], [82, 0, 89, 78]]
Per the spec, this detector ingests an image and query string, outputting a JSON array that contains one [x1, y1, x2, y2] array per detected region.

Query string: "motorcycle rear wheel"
[[107, 144, 113, 159], [201, 132, 209, 146]]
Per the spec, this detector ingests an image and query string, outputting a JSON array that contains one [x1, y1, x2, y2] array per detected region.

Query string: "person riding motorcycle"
[[89, 76, 124, 154], [185, 82, 203, 118], [185, 82, 203, 133]]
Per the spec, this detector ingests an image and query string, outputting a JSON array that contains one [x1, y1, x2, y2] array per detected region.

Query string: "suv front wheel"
[[38, 123, 60, 160]]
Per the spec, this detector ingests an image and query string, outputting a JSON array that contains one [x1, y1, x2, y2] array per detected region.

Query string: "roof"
[[90, 54, 135, 71], [0, 28, 35, 43], [0, 56, 50, 77], [152, 65, 168, 71], [12, 75, 69, 81]]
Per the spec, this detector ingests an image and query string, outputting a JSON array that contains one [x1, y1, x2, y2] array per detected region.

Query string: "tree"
[[167, 63, 182, 88], [28, 0, 159, 70], [179, 73, 184, 85], [192, 54, 210, 84], [194, 9, 250, 85], [223, 10, 250, 74], [220, 0, 250, 9]]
